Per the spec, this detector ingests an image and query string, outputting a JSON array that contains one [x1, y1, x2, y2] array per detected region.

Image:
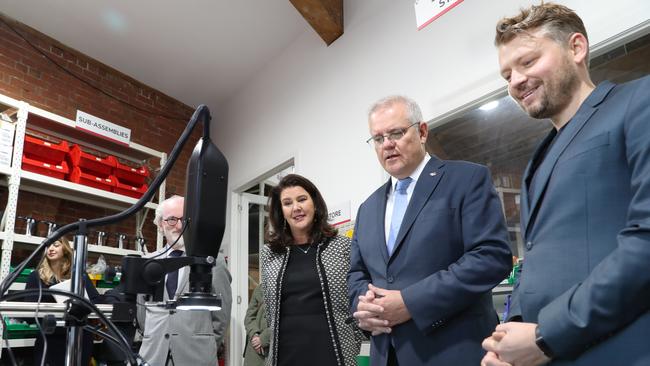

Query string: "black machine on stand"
[[0, 105, 228, 366]]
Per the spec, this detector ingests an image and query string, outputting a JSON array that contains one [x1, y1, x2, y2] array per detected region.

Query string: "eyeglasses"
[[163, 216, 183, 226], [366, 122, 419, 146]]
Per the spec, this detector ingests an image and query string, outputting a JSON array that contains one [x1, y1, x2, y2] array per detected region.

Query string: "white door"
[[229, 192, 268, 366]]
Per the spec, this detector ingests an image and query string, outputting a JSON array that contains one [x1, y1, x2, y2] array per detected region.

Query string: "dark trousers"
[[388, 345, 399, 366]]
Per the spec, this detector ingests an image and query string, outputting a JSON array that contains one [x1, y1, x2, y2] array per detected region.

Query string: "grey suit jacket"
[[137, 249, 232, 366], [348, 157, 512, 366], [509, 76, 650, 365]]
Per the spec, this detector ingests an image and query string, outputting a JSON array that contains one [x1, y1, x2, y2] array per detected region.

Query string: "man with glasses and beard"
[[137, 195, 232, 366], [482, 3, 650, 366]]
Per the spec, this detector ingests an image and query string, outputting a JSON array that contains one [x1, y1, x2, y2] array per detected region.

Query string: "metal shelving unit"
[[492, 283, 514, 296], [17, 170, 158, 211], [496, 186, 524, 258], [0, 233, 143, 257], [4, 339, 35, 348], [0, 92, 166, 284]]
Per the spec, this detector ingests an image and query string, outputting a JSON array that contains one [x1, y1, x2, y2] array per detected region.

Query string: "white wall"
[[214, 0, 650, 251]]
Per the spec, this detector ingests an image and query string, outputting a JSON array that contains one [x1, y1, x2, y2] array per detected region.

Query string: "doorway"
[[228, 160, 294, 366]]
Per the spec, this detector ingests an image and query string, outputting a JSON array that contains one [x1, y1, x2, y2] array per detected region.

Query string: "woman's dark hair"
[[265, 174, 337, 253]]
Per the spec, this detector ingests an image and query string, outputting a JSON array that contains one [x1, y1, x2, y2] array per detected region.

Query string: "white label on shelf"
[[43, 141, 51, 146], [75, 110, 131, 145], [43, 163, 50, 168]]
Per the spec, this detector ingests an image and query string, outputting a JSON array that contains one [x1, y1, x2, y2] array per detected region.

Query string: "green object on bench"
[[96, 279, 119, 289], [9, 266, 34, 283], [2, 320, 39, 339]]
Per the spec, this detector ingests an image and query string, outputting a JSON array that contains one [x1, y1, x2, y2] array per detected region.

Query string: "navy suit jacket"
[[348, 157, 512, 366], [510, 76, 650, 365]]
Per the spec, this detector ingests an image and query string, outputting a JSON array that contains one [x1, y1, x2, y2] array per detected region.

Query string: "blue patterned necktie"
[[387, 177, 413, 255], [166, 249, 184, 298]]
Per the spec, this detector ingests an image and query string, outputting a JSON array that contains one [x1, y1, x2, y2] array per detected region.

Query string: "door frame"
[[228, 158, 294, 366]]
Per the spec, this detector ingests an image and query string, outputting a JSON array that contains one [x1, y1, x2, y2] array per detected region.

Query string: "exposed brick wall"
[[0, 13, 203, 266]]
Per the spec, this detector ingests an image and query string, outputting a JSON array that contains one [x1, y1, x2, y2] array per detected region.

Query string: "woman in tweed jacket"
[[260, 174, 361, 366]]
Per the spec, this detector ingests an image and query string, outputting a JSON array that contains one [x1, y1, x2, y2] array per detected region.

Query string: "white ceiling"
[[0, 0, 309, 111]]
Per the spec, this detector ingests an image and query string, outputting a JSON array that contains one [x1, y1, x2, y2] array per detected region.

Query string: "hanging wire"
[[0, 16, 190, 122]]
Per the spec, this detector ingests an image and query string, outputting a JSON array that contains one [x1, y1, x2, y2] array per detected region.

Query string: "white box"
[[0, 120, 15, 147], [0, 148, 12, 167]]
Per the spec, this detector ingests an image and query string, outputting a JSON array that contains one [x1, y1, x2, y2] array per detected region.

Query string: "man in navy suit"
[[482, 3, 650, 366], [348, 95, 512, 365]]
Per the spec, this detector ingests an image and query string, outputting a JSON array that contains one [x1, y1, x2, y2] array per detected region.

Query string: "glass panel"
[[426, 32, 650, 259], [247, 206, 269, 300]]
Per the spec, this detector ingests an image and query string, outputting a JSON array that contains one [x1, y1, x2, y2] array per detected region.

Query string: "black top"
[[527, 120, 571, 205], [23, 270, 101, 366], [277, 244, 337, 366], [23, 270, 101, 303]]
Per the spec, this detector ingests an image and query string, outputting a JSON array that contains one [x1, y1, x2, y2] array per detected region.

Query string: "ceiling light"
[[102, 9, 127, 33]]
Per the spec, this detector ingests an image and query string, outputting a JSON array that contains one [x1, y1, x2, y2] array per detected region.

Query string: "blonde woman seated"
[[23, 237, 101, 366]]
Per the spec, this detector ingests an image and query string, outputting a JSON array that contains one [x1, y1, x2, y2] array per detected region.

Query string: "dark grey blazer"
[[510, 76, 650, 365], [348, 157, 512, 366]]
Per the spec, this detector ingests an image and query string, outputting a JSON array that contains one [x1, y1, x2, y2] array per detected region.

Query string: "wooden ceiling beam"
[[290, 0, 343, 45]]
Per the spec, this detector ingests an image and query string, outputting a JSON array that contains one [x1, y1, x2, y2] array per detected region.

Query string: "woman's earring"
[[283, 219, 287, 231]]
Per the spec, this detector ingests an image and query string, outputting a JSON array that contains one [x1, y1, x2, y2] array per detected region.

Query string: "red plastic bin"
[[113, 161, 149, 186], [113, 176, 148, 199], [68, 145, 116, 177], [21, 156, 69, 180], [23, 135, 69, 164], [69, 166, 115, 192]]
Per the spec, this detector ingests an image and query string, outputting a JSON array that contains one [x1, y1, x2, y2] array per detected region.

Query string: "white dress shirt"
[[384, 154, 431, 242]]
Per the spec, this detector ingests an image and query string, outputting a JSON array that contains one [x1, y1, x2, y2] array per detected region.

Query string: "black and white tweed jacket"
[[260, 235, 361, 366]]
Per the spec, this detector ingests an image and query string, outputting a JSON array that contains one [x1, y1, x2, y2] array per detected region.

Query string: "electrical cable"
[[83, 324, 142, 365], [0, 104, 210, 297], [135, 208, 151, 247], [3, 289, 139, 364], [0, 274, 49, 366], [83, 323, 151, 365], [0, 17, 190, 122], [0, 311, 18, 366], [2, 288, 140, 364], [35, 275, 47, 366], [0, 104, 212, 365]]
